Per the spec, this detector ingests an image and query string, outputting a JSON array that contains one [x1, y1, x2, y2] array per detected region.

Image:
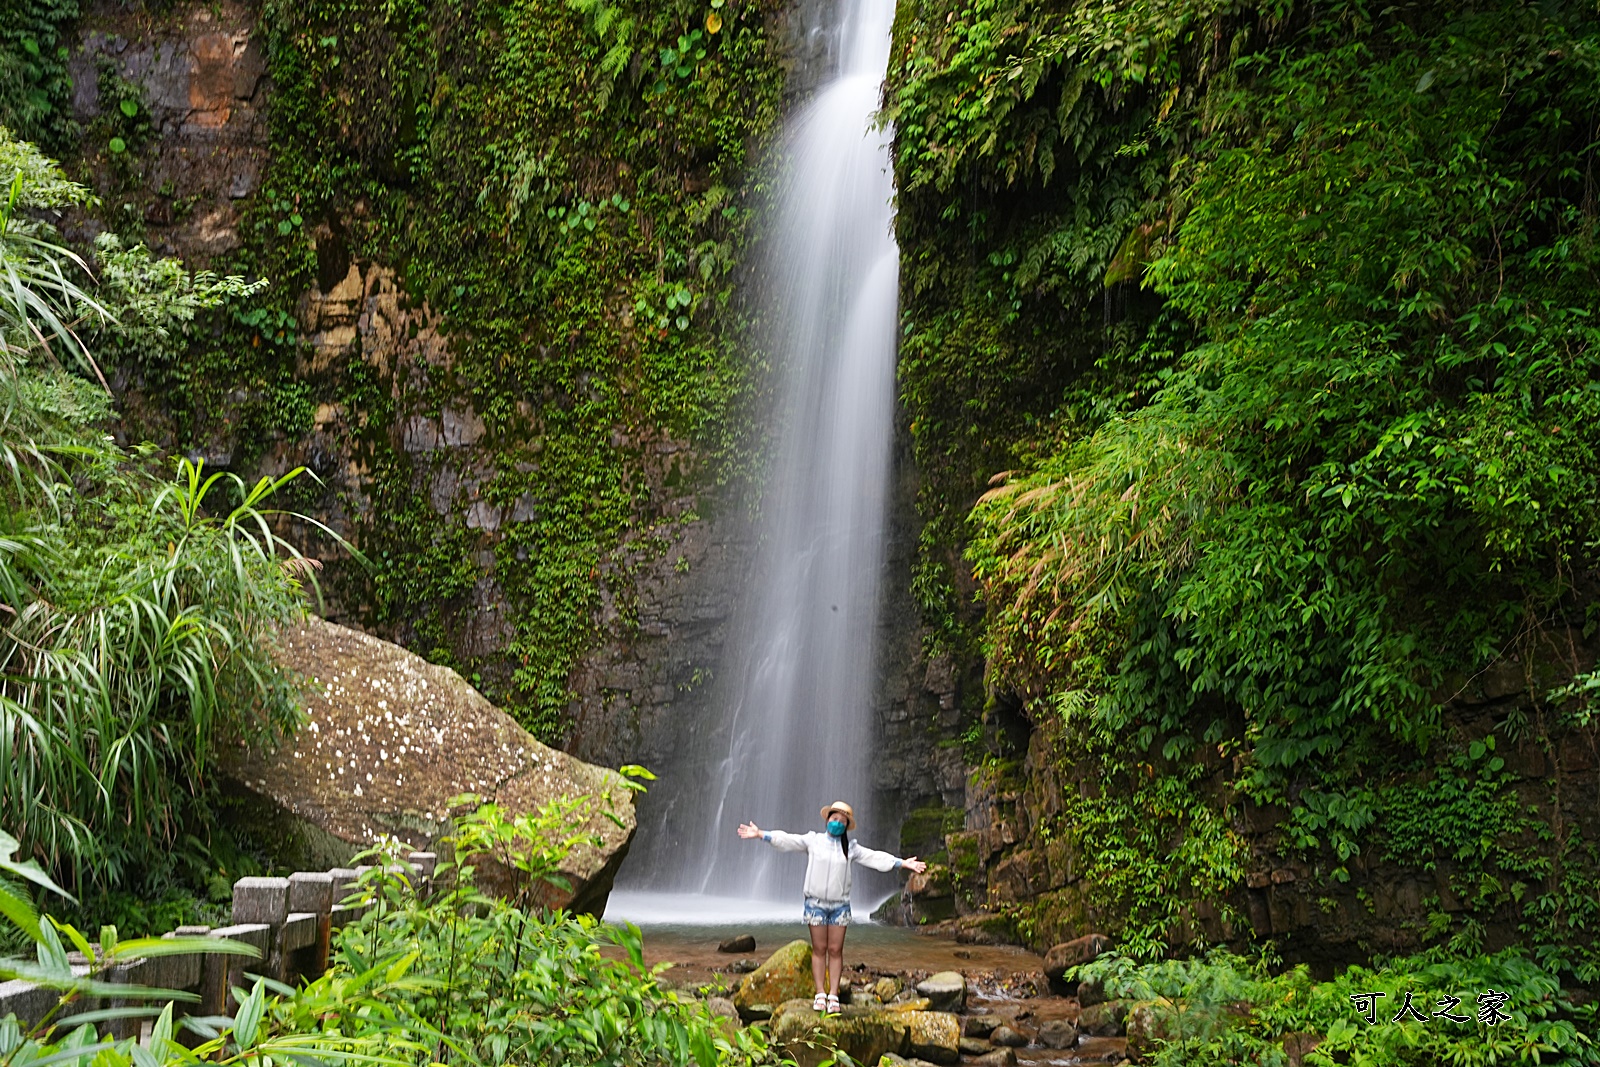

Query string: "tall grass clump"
[[0, 128, 320, 897]]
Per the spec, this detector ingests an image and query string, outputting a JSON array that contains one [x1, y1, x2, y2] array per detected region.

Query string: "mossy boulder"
[[1078, 998, 1132, 1037], [227, 617, 634, 914], [770, 1008, 961, 1067], [771, 1008, 910, 1067], [902, 1011, 961, 1063], [734, 941, 814, 1016]]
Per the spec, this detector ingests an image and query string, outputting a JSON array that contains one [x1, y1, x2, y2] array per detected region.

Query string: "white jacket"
[[763, 830, 902, 903]]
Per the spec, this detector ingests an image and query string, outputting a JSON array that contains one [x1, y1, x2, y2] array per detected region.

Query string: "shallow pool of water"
[[603, 890, 1042, 985]]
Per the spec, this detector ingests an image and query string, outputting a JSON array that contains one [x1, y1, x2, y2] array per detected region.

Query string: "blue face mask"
[[826, 820, 846, 837]]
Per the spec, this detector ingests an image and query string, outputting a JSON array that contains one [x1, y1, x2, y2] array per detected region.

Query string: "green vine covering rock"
[[890, 0, 1600, 970]]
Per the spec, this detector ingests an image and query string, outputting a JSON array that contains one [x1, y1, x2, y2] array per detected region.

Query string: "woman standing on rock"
[[738, 801, 926, 1013]]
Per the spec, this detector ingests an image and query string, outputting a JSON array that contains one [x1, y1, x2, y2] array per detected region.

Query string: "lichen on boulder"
[[733, 940, 814, 1017], [226, 616, 635, 914]]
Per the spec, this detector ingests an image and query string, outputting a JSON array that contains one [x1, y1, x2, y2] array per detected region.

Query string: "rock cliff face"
[[65, 0, 961, 875], [65, 1, 267, 261]]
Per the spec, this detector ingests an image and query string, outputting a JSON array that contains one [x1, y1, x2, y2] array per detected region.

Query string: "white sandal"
[[812, 992, 827, 1012], [826, 993, 841, 1013]]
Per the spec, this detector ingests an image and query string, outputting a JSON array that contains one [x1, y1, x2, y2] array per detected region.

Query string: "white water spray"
[[615, 0, 900, 911]]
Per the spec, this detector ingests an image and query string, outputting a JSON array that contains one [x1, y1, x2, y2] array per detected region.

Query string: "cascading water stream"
[[613, 0, 900, 914]]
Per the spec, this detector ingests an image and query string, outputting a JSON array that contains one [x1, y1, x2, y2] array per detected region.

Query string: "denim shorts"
[[803, 897, 852, 926]]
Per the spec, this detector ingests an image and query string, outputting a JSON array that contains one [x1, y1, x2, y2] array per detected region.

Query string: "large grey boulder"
[[226, 617, 636, 914]]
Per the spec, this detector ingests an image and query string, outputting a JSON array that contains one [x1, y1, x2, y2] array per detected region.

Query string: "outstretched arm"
[[738, 822, 808, 852], [850, 841, 928, 874]]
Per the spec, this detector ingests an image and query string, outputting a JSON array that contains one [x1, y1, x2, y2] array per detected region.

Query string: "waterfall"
[[615, 0, 900, 912]]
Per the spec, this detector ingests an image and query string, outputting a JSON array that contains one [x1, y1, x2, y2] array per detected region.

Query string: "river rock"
[[873, 976, 902, 1001], [970, 1049, 1017, 1067], [903, 1011, 961, 1064], [990, 1024, 1027, 1047], [1039, 1019, 1079, 1049], [1128, 999, 1186, 1057], [1078, 999, 1131, 1037], [729, 958, 758, 974], [914, 971, 966, 1012], [705, 996, 739, 1037], [770, 1008, 910, 1067], [1043, 934, 1114, 982], [960, 1037, 993, 1055], [227, 617, 635, 914], [719, 934, 756, 953], [886, 996, 930, 1011], [963, 1014, 999, 1038], [773, 997, 819, 1020], [734, 941, 814, 1017]]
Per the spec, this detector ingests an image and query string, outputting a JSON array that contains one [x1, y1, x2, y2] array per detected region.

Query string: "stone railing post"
[[287, 872, 335, 982], [408, 852, 438, 897]]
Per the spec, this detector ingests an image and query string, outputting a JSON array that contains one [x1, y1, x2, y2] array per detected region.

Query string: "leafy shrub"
[[0, 130, 322, 897], [1078, 948, 1600, 1066]]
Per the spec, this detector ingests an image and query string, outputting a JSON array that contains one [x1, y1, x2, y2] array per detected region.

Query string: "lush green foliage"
[[0, 132, 317, 899], [0, 1, 79, 152], [891, 0, 1600, 964], [333, 802, 774, 1067], [2, 789, 779, 1067], [1077, 948, 1600, 1066]]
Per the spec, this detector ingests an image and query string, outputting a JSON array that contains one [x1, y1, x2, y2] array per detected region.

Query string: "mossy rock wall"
[[37, 0, 969, 842]]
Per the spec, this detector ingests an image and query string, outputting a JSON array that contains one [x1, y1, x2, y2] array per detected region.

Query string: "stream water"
[[623, 0, 902, 902], [601, 891, 1130, 1066]]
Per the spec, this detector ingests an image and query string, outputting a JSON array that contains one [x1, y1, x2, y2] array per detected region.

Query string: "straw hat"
[[820, 801, 856, 831]]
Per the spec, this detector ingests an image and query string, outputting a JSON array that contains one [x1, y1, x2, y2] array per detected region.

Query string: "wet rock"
[[882, 1056, 945, 1067], [970, 1049, 1017, 1067], [1044, 934, 1114, 984], [960, 1037, 993, 1055], [770, 1007, 910, 1067], [729, 958, 758, 974], [1039, 1019, 1079, 1049], [903, 1010, 961, 1064], [1282, 1030, 1324, 1066], [226, 617, 634, 914], [741, 1003, 773, 1021], [852, 992, 883, 1009], [734, 941, 814, 1018], [719, 934, 757, 953], [887, 996, 931, 1011], [914, 971, 966, 1012], [705, 996, 739, 1037], [873, 976, 903, 1001], [901, 863, 957, 923], [773, 997, 819, 1020], [1078, 999, 1131, 1037], [963, 1014, 999, 1038], [1125, 1000, 1169, 1057], [990, 1024, 1027, 1047]]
